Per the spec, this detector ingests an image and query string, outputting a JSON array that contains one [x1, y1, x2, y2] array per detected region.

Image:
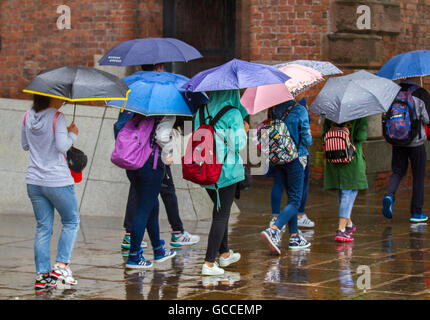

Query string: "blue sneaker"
[[382, 195, 394, 219], [260, 227, 281, 255], [289, 234, 311, 249], [154, 240, 177, 263], [126, 249, 153, 269], [410, 213, 428, 224]]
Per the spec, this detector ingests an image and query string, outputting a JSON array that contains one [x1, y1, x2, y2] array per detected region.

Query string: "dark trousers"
[[205, 183, 237, 263], [387, 144, 427, 214], [124, 166, 184, 233], [126, 161, 164, 253]]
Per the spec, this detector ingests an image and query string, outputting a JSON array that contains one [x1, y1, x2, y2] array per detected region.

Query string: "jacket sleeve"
[[413, 96, 430, 125], [299, 108, 312, 147], [21, 117, 29, 151], [155, 116, 176, 163], [354, 117, 368, 143], [54, 113, 76, 153]]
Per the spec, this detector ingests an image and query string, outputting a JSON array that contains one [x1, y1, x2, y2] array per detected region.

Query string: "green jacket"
[[194, 90, 248, 190], [322, 117, 368, 190]]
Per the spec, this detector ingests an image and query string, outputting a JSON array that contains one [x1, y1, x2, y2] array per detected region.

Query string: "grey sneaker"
[[297, 214, 315, 228]]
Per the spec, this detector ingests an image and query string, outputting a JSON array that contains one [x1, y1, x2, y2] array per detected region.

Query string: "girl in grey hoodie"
[[21, 95, 80, 290]]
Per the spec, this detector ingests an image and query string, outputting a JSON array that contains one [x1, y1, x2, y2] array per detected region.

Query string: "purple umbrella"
[[182, 59, 291, 92], [98, 38, 203, 66]]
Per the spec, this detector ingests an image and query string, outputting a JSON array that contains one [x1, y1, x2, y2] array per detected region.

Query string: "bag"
[[324, 126, 356, 164], [426, 124, 430, 140], [382, 85, 421, 146], [111, 114, 159, 170], [258, 104, 298, 165], [182, 105, 235, 186], [67, 146, 88, 173], [23, 110, 88, 183]]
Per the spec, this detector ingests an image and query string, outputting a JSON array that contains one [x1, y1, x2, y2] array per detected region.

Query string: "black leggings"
[[205, 183, 237, 263]]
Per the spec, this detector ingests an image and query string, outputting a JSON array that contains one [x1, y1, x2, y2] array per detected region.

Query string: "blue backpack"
[[382, 85, 421, 146]]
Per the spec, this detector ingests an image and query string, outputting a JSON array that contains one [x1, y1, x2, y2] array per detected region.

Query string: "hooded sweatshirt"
[[21, 108, 77, 187]]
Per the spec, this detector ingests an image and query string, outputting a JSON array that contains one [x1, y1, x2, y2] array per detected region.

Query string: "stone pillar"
[[322, 0, 401, 190]]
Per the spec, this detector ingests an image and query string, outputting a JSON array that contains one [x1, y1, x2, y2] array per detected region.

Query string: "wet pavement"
[[1, 177, 430, 300]]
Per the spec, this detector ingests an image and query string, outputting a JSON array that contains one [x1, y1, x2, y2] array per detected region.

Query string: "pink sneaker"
[[335, 230, 354, 242]]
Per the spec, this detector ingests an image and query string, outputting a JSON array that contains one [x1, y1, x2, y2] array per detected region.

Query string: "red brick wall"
[[0, 0, 162, 99], [247, 0, 329, 62]]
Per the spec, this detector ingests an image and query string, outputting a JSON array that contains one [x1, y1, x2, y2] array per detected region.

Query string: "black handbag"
[[67, 146, 88, 173]]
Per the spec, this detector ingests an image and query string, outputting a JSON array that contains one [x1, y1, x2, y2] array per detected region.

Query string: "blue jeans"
[[126, 160, 164, 254], [338, 190, 358, 219], [271, 156, 309, 215], [273, 159, 305, 234], [27, 184, 80, 275]]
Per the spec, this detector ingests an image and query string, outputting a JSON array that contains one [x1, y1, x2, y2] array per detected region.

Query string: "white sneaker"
[[297, 214, 315, 228], [202, 262, 225, 276], [219, 250, 241, 267], [51, 264, 77, 285], [269, 217, 286, 232]]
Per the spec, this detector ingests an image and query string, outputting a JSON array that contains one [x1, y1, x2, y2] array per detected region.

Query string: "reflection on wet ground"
[[1, 177, 430, 300]]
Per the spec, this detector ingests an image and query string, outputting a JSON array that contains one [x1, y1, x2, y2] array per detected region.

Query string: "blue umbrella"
[[98, 38, 203, 66], [275, 60, 343, 76], [182, 59, 291, 92], [378, 50, 430, 80], [106, 71, 208, 116]]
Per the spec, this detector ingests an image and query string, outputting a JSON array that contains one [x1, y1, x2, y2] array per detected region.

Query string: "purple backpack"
[[111, 114, 159, 170]]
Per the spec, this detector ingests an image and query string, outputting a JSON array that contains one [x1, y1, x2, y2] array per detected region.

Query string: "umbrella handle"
[[73, 102, 76, 123]]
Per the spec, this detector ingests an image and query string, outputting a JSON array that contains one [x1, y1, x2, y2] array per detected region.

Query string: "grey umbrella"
[[310, 70, 401, 124]]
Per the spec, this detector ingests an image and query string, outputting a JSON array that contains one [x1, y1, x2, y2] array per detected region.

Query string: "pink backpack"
[[111, 114, 159, 170]]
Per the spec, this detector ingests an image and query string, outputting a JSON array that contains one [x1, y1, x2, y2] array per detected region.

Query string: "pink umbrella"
[[280, 64, 324, 96], [241, 64, 323, 115], [241, 83, 294, 115]]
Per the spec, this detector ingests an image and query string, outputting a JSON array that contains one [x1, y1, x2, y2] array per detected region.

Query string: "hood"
[[207, 90, 248, 119], [26, 108, 52, 136]]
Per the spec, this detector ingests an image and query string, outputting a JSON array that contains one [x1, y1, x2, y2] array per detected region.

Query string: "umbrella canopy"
[[241, 83, 294, 115], [23, 66, 130, 102], [310, 70, 401, 124], [276, 60, 343, 76], [98, 38, 203, 66], [279, 64, 324, 96], [182, 59, 291, 92], [377, 50, 430, 80], [106, 71, 208, 116]]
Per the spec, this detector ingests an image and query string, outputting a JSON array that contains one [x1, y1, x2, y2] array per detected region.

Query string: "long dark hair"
[[32, 95, 51, 113]]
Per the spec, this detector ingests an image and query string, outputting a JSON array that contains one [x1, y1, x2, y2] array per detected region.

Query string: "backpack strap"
[[280, 103, 297, 122], [209, 105, 236, 127], [23, 110, 30, 126], [52, 111, 61, 134]]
